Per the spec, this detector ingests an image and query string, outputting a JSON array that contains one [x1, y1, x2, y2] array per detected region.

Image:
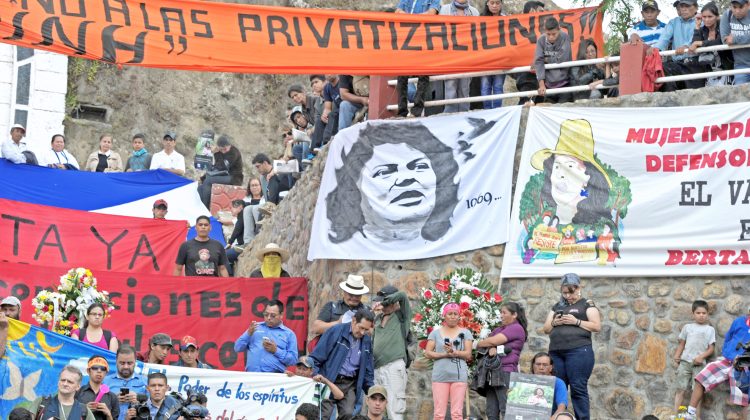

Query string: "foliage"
[[31, 268, 116, 336], [413, 268, 503, 344], [573, 0, 639, 54]]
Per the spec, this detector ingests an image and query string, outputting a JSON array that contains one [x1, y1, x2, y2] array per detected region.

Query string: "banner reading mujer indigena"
[[502, 103, 750, 278], [309, 107, 521, 261], [0, 0, 602, 75]]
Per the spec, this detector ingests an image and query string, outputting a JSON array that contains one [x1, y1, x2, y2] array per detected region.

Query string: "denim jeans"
[[550, 344, 595, 420], [292, 141, 310, 164], [338, 100, 362, 131], [481, 74, 505, 109], [443, 78, 470, 113], [226, 248, 240, 276], [734, 66, 750, 85]]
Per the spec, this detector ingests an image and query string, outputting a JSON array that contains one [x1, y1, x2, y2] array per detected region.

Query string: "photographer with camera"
[[685, 309, 750, 419], [25, 365, 96, 420], [125, 373, 179, 420]]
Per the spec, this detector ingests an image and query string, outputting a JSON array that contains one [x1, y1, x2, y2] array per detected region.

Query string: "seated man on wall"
[[338, 75, 369, 131]]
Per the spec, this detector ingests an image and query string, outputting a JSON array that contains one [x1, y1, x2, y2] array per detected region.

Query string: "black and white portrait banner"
[[308, 107, 522, 261]]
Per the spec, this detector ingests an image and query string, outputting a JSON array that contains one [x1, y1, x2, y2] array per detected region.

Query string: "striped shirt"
[[628, 20, 667, 47]]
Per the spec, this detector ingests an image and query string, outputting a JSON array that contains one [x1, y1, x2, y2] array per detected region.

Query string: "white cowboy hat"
[[255, 243, 290, 262], [339, 274, 369, 295]]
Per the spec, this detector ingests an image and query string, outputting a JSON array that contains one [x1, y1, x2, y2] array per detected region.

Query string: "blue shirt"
[[103, 373, 147, 420], [148, 395, 180, 420], [655, 15, 697, 61], [552, 377, 568, 414], [627, 20, 667, 46], [396, 0, 441, 14], [323, 82, 341, 107], [338, 335, 361, 377], [234, 322, 298, 373], [722, 315, 750, 360]]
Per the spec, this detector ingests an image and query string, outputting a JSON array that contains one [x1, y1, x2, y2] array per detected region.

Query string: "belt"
[[335, 374, 356, 381]]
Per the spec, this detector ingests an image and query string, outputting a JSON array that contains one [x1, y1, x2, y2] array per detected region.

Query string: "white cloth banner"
[[142, 363, 319, 419], [502, 103, 750, 278], [308, 107, 522, 261]]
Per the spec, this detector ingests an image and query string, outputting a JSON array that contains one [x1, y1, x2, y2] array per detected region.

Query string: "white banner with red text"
[[502, 103, 750, 277]]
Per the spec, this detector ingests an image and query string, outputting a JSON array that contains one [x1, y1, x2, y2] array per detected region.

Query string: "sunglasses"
[[281, 131, 292, 139], [90, 366, 108, 372]]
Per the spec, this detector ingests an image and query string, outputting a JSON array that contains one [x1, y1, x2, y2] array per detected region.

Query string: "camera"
[[735, 341, 750, 369], [131, 393, 150, 420], [169, 389, 209, 420]]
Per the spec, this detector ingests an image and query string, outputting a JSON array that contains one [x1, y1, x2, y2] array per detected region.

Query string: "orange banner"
[[0, 1, 602, 75]]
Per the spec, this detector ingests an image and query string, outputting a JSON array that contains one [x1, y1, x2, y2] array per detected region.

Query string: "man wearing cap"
[[654, 0, 702, 90], [311, 275, 371, 347], [174, 215, 229, 277], [1, 296, 21, 320], [103, 345, 147, 420], [234, 299, 298, 373], [136, 333, 173, 365], [76, 356, 120, 420], [172, 336, 213, 369], [152, 200, 168, 219], [309, 308, 375, 418], [150, 131, 185, 176], [249, 243, 291, 278], [1, 124, 35, 165], [685, 308, 750, 419], [364, 386, 389, 420], [287, 356, 346, 401], [198, 134, 244, 208], [628, 1, 666, 47], [372, 286, 411, 420], [720, 0, 750, 85]]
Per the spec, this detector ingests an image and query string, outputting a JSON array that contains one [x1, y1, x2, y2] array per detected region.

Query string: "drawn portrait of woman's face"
[[359, 143, 437, 224], [550, 154, 590, 210]]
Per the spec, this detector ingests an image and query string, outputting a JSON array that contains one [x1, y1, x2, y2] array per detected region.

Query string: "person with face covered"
[[39, 134, 79, 170], [250, 243, 291, 278], [326, 123, 459, 245]]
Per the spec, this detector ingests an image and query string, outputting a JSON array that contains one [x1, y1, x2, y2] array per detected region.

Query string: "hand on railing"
[[537, 80, 546, 96]]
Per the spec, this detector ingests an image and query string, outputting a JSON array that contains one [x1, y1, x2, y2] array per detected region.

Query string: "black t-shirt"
[[316, 299, 368, 322], [338, 75, 353, 92], [175, 238, 228, 276], [549, 298, 596, 351]]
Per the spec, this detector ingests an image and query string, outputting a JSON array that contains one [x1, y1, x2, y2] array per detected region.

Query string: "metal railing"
[[385, 43, 750, 111]]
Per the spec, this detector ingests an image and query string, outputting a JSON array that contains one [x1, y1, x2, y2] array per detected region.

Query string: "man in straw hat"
[[249, 243, 290, 278], [530, 119, 613, 226], [312, 274, 371, 337]]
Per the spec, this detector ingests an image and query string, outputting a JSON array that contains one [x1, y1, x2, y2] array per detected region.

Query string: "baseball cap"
[[296, 356, 312, 368], [373, 285, 399, 302], [10, 124, 25, 133], [163, 131, 177, 140], [153, 199, 168, 209], [641, 1, 660, 10], [367, 385, 388, 399], [677, 0, 697, 5], [732, 0, 748, 4], [180, 335, 198, 350], [200, 129, 215, 140], [150, 333, 173, 347], [560, 273, 581, 286], [216, 136, 231, 148], [1, 296, 21, 308]]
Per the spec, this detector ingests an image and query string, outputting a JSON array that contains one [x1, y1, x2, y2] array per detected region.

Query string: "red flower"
[[419, 339, 428, 350], [435, 280, 450, 293], [68, 315, 77, 321], [471, 289, 481, 297], [494, 293, 502, 302], [424, 290, 433, 299], [460, 302, 470, 311], [484, 291, 491, 301], [413, 313, 423, 322], [427, 326, 434, 334]]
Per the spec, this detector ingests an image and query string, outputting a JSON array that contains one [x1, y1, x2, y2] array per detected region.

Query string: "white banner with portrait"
[[308, 107, 522, 261], [502, 103, 750, 278]]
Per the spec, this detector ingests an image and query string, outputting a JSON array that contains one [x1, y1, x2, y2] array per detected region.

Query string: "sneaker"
[[305, 153, 315, 160], [312, 148, 321, 155], [301, 159, 312, 169], [406, 112, 416, 118]]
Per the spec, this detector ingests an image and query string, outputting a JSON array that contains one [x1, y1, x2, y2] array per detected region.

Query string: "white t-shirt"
[[39, 148, 80, 169], [1, 138, 27, 164], [679, 323, 716, 363], [150, 150, 185, 172]]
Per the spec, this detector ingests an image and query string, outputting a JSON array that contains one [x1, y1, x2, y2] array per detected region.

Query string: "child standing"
[[673, 300, 716, 417]]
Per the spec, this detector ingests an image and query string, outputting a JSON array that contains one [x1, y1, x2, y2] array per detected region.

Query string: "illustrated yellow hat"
[[530, 119, 612, 188]]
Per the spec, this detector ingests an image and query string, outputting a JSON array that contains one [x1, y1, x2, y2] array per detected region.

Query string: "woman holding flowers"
[[476, 302, 528, 420], [71, 303, 118, 351], [424, 302, 474, 420]]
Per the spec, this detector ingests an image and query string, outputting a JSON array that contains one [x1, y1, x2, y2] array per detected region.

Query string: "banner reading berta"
[[502, 103, 750, 278]]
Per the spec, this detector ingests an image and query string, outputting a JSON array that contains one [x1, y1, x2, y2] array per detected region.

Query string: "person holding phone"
[[424, 303, 473, 420], [76, 356, 119, 420], [543, 273, 601, 420], [234, 300, 298, 373], [103, 345, 147, 420]]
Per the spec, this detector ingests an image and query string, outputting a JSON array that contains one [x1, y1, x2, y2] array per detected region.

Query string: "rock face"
[[233, 84, 750, 419]]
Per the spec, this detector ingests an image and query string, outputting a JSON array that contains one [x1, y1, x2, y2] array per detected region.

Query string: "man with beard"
[[103, 345, 147, 420]]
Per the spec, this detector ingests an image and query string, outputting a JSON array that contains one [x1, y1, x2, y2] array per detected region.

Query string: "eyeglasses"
[[263, 312, 279, 319], [90, 366, 107, 372]]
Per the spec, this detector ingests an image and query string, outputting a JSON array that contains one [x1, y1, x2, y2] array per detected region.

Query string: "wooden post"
[[619, 40, 649, 96]]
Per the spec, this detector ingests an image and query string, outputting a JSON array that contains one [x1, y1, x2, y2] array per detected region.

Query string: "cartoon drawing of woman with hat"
[[531, 119, 612, 226]]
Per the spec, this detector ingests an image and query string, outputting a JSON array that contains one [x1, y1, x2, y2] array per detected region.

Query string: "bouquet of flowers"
[[413, 267, 503, 350], [31, 267, 116, 336]]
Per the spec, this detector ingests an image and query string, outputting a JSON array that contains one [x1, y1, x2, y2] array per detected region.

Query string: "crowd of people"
[[5, 270, 750, 420]]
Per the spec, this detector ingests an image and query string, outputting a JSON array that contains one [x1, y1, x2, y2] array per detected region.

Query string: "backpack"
[[39, 396, 88, 420], [79, 327, 114, 347], [352, 76, 370, 97]]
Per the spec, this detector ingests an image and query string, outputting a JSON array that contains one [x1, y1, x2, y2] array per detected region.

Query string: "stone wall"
[[237, 84, 750, 420]]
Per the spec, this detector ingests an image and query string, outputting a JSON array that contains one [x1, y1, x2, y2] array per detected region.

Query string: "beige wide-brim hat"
[[255, 243, 290, 262], [339, 274, 369, 295]]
